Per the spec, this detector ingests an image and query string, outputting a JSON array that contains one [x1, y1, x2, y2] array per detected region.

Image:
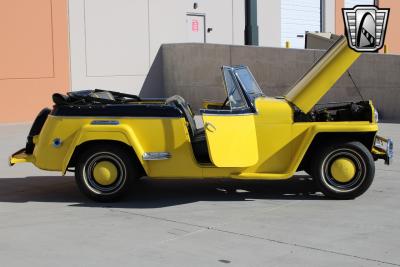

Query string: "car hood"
[[285, 36, 361, 113]]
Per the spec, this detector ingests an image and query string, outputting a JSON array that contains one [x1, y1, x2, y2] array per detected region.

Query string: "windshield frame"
[[201, 66, 262, 115], [222, 67, 252, 112], [231, 66, 265, 110]]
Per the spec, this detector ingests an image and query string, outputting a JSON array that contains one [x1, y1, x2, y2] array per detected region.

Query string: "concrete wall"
[[140, 43, 400, 122]]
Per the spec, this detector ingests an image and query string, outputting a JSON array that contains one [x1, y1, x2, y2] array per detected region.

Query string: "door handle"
[[205, 122, 216, 132]]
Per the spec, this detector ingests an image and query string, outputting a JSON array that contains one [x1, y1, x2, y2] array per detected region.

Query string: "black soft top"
[[52, 89, 141, 106], [51, 90, 184, 118]]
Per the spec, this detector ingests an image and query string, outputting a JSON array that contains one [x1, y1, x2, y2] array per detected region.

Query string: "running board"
[[142, 152, 171, 161], [231, 172, 293, 180]]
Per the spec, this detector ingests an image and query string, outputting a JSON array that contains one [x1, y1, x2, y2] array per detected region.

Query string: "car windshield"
[[223, 68, 249, 110], [233, 67, 264, 104]]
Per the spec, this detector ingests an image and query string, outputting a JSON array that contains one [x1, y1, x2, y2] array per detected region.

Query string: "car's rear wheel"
[[311, 141, 375, 199], [75, 144, 138, 201]]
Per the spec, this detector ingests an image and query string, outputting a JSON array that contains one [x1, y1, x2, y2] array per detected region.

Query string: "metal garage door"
[[345, 0, 375, 8], [281, 0, 321, 48]]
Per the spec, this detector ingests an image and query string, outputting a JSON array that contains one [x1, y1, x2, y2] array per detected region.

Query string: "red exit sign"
[[192, 19, 199, 32]]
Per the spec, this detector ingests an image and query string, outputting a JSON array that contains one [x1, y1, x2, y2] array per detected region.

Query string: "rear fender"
[[62, 124, 148, 174]]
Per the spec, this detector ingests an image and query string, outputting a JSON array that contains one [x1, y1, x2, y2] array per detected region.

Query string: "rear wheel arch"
[[67, 140, 146, 176], [74, 142, 142, 201]]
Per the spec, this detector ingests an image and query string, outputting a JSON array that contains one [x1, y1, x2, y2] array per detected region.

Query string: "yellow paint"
[[202, 113, 258, 167], [287, 122, 378, 175], [9, 151, 34, 165], [330, 157, 356, 183], [285, 37, 361, 113], [202, 100, 224, 109], [9, 96, 381, 181], [92, 161, 118, 186], [372, 147, 385, 156], [11, 36, 389, 182], [17, 115, 204, 177]]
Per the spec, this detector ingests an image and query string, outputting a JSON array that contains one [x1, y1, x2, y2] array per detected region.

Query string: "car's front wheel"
[[311, 141, 375, 199], [75, 144, 137, 201]]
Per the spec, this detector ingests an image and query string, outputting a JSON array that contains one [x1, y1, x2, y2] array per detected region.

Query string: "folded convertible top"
[[52, 89, 141, 106]]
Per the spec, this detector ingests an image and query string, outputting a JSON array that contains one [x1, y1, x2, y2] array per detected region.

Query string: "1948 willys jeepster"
[[10, 37, 393, 201]]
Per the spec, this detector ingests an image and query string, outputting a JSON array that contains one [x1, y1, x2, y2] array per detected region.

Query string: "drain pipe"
[[245, 0, 259, 45]]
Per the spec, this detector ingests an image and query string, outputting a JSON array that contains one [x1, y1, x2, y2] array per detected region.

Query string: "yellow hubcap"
[[92, 161, 118, 186], [330, 157, 356, 183]]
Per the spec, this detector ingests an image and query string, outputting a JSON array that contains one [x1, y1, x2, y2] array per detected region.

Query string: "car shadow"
[[0, 175, 324, 208]]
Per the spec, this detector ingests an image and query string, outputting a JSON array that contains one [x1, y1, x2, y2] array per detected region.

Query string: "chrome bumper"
[[372, 135, 394, 165]]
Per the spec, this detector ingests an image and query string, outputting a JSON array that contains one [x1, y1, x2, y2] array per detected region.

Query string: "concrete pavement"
[[0, 123, 399, 267]]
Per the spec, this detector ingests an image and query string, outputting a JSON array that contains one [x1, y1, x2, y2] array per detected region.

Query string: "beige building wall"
[[335, 0, 346, 35], [0, 0, 69, 123], [379, 0, 400, 54]]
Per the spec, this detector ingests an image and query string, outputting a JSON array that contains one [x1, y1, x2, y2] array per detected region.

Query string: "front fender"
[[289, 122, 379, 173]]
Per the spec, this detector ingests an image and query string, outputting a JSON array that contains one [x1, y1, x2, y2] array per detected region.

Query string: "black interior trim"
[[200, 108, 253, 115], [51, 104, 184, 118]]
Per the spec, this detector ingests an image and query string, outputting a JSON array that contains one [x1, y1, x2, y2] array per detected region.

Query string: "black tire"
[[311, 141, 375, 199], [75, 144, 138, 202]]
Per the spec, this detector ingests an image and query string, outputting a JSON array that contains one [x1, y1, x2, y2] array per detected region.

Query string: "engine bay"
[[294, 101, 373, 122]]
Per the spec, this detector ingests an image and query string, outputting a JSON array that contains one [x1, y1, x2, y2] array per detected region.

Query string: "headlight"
[[374, 109, 379, 122]]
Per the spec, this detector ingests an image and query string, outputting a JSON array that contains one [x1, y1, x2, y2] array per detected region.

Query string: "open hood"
[[285, 36, 360, 113]]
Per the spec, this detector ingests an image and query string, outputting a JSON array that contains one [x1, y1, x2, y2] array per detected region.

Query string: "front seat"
[[165, 95, 204, 140], [166, 95, 210, 163]]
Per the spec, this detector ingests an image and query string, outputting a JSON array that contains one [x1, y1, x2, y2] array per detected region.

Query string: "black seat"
[[165, 95, 204, 139], [166, 95, 210, 163]]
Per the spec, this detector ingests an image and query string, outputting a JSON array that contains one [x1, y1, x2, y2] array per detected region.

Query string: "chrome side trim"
[[142, 152, 171, 161], [91, 120, 120, 125], [199, 111, 256, 117]]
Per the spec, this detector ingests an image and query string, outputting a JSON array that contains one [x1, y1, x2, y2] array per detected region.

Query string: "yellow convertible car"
[[10, 37, 393, 201]]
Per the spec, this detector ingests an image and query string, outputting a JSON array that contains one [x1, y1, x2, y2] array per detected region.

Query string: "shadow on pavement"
[[0, 175, 324, 208]]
